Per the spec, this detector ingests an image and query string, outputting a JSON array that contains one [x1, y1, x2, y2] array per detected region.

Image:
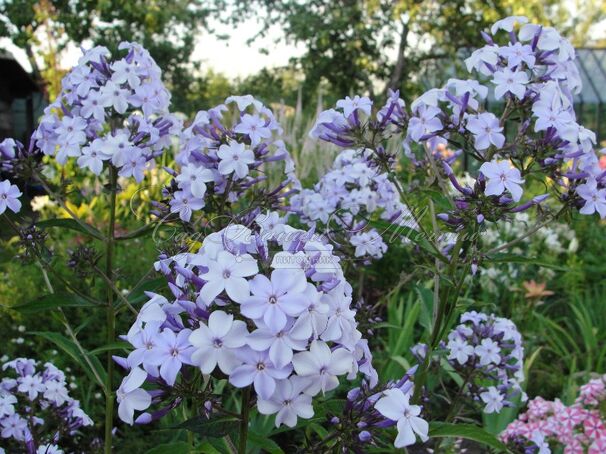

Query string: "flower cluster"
[[405, 16, 606, 225], [332, 366, 428, 450], [444, 311, 525, 414], [290, 148, 416, 261], [309, 92, 407, 150], [0, 358, 92, 453], [115, 215, 376, 427], [501, 374, 606, 453], [32, 42, 180, 181], [162, 95, 297, 222]]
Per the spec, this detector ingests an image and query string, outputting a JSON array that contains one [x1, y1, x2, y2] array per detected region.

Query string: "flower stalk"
[[104, 165, 118, 454]]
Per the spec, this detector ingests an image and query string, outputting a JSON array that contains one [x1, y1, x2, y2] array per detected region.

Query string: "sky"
[[0, 17, 303, 79]]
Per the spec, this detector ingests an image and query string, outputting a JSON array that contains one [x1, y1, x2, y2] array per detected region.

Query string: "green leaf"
[[30, 331, 107, 390], [201, 439, 232, 454], [89, 342, 130, 356], [176, 416, 239, 439], [126, 277, 166, 305], [369, 220, 438, 259], [36, 218, 104, 240], [116, 223, 177, 241], [13, 293, 97, 314], [429, 422, 512, 452], [146, 442, 191, 454], [486, 253, 569, 271], [247, 431, 284, 454]]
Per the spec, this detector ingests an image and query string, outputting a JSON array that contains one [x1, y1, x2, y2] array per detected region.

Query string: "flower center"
[[223, 269, 231, 279], [213, 338, 223, 348], [268, 295, 277, 305]]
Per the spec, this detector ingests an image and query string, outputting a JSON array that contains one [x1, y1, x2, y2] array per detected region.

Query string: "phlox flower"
[[43, 381, 69, 406], [257, 376, 314, 428], [199, 251, 258, 305], [77, 145, 107, 175], [576, 178, 606, 218], [217, 142, 255, 178], [291, 341, 353, 395], [148, 328, 193, 386], [241, 269, 309, 331], [0, 413, 28, 440], [336, 95, 372, 118], [350, 230, 387, 259], [233, 114, 272, 146], [408, 105, 443, 141], [499, 42, 536, 68], [0, 180, 22, 215], [229, 348, 292, 400], [175, 164, 214, 198], [447, 337, 474, 365], [17, 375, 45, 400], [247, 323, 307, 369], [492, 67, 529, 100], [116, 367, 152, 425], [0, 394, 16, 417], [465, 113, 505, 150], [475, 338, 501, 366], [374, 388, 429, 448], [490, 15, 528, 34], [481, 386, 505, 413], [479, 160, 525, 202], [189, 311, 248, 374], [169, 190, 205, 222]]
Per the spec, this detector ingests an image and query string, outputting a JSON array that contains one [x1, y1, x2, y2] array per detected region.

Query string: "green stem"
[[238, 387, 251, 454], [104, 166, 118, 454], [412, 237, 467, 403]]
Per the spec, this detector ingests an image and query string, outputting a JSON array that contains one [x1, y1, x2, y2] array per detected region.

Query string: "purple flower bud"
[[358, 430, 372, 442]]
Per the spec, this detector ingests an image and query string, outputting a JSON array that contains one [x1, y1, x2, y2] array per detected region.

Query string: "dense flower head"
[[444, 311, 525, 414], [405, 16, 606, 221], [0, 358, 92, 453], [290, 148, 416, 261], [162, 95, 298, 222], [437, 160, 549, 232], [32, 42, 181, 181], [501, 374, 606, 453], [115, 214, 376, 427], [309, 91, 407, 149]]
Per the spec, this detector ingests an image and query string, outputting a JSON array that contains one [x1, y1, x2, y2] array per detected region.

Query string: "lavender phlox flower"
[[118, 217, 376, 427], [444, 312, 525, 414], [32, 42, 180, 180], [0, 358, 92, 451]]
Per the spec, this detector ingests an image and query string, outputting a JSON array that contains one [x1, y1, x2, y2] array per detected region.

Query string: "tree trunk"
[[384, 19, 409, 94]]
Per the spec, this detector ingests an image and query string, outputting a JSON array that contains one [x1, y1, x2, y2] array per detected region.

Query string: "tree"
[[223, 0, 606, 102], [0, 0, 222, 112]]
